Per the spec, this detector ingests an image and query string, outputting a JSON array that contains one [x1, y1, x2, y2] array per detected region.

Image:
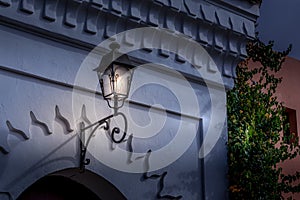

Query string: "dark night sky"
[[256, 0, 300, 60]]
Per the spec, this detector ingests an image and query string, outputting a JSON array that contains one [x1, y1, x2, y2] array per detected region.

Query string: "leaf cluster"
[[227, 39, 300, 199]]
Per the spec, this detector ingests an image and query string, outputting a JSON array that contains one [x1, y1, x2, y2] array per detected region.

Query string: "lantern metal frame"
[[99, 60, 134, 113]]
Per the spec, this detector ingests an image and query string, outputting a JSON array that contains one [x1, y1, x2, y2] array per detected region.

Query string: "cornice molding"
[[0, 0, 258, 89], [204, 0, 259, 20]]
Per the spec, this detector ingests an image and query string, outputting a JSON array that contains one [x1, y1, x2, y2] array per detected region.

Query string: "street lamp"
[[97, 53, 134, 114], [79, 42, 134, 172]]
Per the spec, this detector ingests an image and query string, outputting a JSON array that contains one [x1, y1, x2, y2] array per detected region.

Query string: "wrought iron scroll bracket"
[[79, 112, 127, 172]]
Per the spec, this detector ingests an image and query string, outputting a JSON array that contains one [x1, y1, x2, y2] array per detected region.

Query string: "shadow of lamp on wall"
[[79, 42, 134, 172]]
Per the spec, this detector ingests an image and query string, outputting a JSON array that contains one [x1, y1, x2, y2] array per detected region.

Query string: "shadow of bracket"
[[126, 134, 134, 164], [142, 150, 183, 199]]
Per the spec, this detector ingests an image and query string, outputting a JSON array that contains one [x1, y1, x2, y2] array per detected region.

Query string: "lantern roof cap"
[[94, 42, 134, 73]]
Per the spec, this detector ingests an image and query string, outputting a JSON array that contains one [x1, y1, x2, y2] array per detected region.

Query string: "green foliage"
[[227, 39, 300, 199]]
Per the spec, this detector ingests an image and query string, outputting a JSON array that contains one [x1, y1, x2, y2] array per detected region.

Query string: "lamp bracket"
[[79, 112, 127, 172]]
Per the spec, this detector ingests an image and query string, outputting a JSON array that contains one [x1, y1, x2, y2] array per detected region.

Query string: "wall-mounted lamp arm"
[[79, 112, 127, 172], [78, 42, 132, 172], [80, 114, 114, 131]]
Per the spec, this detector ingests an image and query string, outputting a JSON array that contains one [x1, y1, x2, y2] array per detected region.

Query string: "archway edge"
[[15, 168, 126, 200], [50, 168, 127, 200]]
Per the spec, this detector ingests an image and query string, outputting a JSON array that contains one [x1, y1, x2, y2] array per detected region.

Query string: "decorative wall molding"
[[80, 105, 92, 125], [42, 0, 60, 22], [0, 0, 258, 89], [6, 120, 29, 141], [1, 103, 189, 199], [30, 111, 52, 135], [0, 105, 73, 155], [0, 120, 29, 154], [20, 0, 34, 14], [0, 0, 11, 7], [55, 105, 74, 133]]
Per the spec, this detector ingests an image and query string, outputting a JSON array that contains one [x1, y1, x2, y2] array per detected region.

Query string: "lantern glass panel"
[[99, 63, 133, 109]]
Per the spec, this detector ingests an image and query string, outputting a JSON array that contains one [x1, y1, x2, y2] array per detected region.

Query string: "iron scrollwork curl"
[[79, 112, 127, 172], [111, 112, 127, 143]]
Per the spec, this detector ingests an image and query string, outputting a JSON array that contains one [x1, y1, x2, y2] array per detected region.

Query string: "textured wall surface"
[[274, 57, 300, 200], [0, 0, 258, 199]]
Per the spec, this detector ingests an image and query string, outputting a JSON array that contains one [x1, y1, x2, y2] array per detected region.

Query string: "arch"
[[17, 168, 126, 200], [17, 175, 100, 200]]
